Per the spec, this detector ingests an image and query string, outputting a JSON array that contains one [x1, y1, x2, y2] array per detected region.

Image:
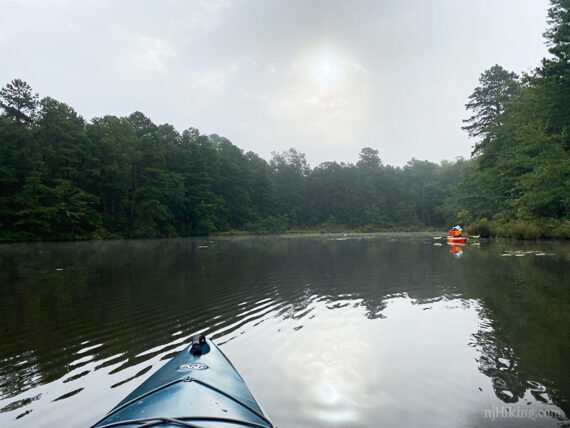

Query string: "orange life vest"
[[449, 228, 462, 237]]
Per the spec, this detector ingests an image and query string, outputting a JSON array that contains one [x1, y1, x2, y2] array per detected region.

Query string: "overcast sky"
[[0, 0, 551, 167]]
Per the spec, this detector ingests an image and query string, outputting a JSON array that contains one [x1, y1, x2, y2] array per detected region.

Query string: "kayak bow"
[[92, 334, 274, 428]]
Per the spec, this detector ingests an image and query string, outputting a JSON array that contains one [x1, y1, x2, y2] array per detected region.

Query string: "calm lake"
[[0, 233, 568, 427]]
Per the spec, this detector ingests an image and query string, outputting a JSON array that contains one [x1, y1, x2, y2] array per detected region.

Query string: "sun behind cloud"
[[311, 52, 344, 84], [267, 44, 372, 161]]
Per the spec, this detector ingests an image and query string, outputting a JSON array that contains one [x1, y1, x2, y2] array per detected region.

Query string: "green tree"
[[0, 79, 39, 125], [86, 115, 136, 234], [270, 148, 310, 225], [173, 128, 226, 235], [19, 96, 102, 238], [244, 151, 275, 219], [0, 114, 37, 239], [210, 134, 257, 229], [357, 147, 382, 169], [538, 0, 570, 147], [462, 65, 519, 156]]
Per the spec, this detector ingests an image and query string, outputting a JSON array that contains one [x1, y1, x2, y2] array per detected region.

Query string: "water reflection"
[[0, 235, 568, 427], [449, 245, 463, 257], [462, 241, 570, 424], [261, 295, 485, 426]]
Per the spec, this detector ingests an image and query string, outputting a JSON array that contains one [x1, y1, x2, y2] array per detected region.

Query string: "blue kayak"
[[92, 334, 274, 428]]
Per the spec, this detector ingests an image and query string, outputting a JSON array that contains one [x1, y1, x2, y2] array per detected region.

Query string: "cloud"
[[130, 36, 177, 72]]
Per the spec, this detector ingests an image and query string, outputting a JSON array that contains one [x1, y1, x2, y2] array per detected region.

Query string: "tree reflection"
[[462, 242, 570, 419], [472, 327, 529, 403]]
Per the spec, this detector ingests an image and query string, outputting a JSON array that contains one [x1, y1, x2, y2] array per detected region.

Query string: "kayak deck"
[[92, 337, 273, 428]]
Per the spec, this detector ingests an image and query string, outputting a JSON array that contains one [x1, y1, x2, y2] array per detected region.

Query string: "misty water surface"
[[0, 234, 568, 427]]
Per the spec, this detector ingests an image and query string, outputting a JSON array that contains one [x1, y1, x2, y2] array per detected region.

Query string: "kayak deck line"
[[93, 376, 274, 428], [96, 416, 273, 428]]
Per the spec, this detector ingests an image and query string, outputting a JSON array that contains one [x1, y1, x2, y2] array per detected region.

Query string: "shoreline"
[[1, 222, 569, 244]]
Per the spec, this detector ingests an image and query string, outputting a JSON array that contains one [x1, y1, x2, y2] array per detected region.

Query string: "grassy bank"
[[465, 218, 570, 240]]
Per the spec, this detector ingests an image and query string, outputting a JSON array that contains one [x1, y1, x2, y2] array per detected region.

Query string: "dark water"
[[0, 234, 569, 427]]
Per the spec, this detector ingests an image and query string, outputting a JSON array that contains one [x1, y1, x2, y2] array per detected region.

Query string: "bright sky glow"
[[0, 0, 550, 167], [312, 52, 344, 84]]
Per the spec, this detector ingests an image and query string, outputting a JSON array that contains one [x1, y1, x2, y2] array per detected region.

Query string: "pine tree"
[[462, 65, 519, 155], [0, 79, 39, 125]]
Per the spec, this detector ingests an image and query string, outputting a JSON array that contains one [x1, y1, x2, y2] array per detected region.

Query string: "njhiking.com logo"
[[484, 405, 564, 422]]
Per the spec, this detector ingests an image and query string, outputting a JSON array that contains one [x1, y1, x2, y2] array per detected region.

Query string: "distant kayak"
[[92, 334, 274, 428], [446, 236, 466, 245]]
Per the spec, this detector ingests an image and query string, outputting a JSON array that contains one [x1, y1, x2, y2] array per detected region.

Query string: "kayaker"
[[449, 225, 462, 237]]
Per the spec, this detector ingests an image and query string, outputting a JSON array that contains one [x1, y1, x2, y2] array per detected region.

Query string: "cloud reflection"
[[277, 300, 378, 424]]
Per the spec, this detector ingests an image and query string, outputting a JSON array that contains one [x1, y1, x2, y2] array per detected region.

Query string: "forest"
[[0, 0, 568, 241]]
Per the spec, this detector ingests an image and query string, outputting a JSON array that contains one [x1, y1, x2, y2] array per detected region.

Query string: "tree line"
[[0, 82, 465, 240], [0, 0, 568, 241]]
